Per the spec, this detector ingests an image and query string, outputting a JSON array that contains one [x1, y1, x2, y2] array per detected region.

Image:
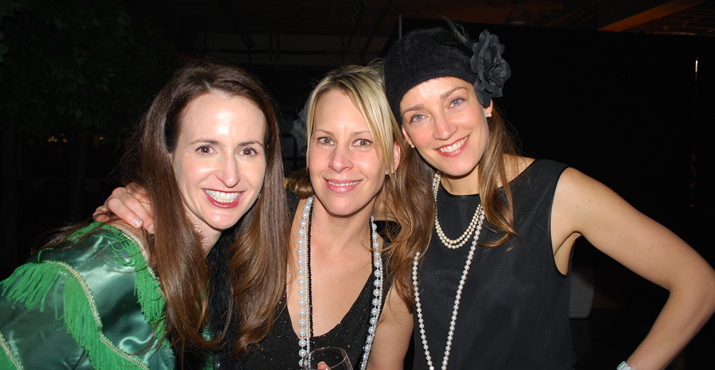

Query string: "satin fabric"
[[0, 223, 175, 369]]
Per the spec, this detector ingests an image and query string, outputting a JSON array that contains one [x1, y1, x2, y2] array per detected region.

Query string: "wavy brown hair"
[[119, 59, 288, 361], [286, 63, 433, 306], [405, 107, 520, 250], [478, 109, 519, 247]]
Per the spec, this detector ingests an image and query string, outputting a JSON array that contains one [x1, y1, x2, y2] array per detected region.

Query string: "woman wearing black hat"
[[377, 23, 715, 370]]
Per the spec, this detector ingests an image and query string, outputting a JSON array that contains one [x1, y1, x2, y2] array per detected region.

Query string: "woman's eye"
[[408, 113, 425, 123], [354, 138, 372, 147], [449, 97, 465, 107], [316, 137, 333, 145], [197, 145, 213, 154], [241, 147, 258, 156]]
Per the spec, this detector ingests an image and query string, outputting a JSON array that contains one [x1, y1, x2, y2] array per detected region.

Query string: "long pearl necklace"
[[297, 196, 383, 369], [413, 181, 486, 370], [433, 172, 482, 249]]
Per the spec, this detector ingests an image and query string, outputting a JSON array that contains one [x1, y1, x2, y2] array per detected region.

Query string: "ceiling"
[[149, 0, 715, 66]]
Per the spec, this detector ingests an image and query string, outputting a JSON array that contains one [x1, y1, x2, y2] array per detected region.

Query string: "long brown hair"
[[120, 59, 288, 359], [286, 63, 433, 306], [478, 109, 519, 247], [406, 107, 520, 249]]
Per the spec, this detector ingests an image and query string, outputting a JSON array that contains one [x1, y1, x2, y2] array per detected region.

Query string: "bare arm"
[[93, 183, 155, 232], [552, 168, 715, 370], [366, 287, 413, 370]]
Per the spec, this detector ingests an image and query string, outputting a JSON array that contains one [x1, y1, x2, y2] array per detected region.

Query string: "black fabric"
[[211, 189, 299, 369], [412, 159, 576, 370], [236, 191, 393, 369], [208, 225, 240, 370], [384, 27, 477, 125]]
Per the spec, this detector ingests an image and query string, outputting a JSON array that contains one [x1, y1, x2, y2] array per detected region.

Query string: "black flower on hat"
[[470, 30, 511, 107]]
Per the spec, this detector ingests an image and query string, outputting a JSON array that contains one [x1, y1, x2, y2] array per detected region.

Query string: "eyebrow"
[[190, 138, 264, 147], [440, 86, 465, 100], [401, 103, 424, 116], [312, 128, 372, 137]]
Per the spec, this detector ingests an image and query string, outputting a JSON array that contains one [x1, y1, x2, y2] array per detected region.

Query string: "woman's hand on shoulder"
[[93, 183, 155, 233]]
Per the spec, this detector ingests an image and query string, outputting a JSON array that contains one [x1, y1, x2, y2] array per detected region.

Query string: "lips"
[[437, 136, 468, 154], [326, 180, 360, 187], [205, 189, 241, 208], [325, 179, 361, 193]]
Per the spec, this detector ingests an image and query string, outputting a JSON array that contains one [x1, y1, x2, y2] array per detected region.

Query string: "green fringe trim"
[[0, 224, 172, 369], [103, 225, 168, 342], [0, 331, 24, 370], [0, 262, 61, 313]]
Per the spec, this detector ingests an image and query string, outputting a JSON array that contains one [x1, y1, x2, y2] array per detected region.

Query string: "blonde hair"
[[287, 63, 433, 306], [304, 64, 397, 172]]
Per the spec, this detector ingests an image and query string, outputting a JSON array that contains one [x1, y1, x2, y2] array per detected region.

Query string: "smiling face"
[[308, 89, 392, 219], [171, 91, 267, 250], [399, 76, 493, 185]]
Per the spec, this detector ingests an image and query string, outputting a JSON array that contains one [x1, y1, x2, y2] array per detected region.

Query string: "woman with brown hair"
[[379, 22, 715, 370], [95, 63, 433, 369], [0, 59, 289, 369]]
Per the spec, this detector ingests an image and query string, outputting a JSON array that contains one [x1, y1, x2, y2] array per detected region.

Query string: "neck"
[[440, 168, 481, 195], [199, 231, 220, 257], [309, 199, 373, 252]]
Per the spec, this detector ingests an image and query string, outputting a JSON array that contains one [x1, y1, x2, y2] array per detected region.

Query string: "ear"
[[484, 100, 494, 118], [401, 126, 415, 148], [388, 141, 402, 174]]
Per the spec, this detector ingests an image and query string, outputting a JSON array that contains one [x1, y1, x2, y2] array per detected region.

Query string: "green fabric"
[[0, 222, 175, 369]]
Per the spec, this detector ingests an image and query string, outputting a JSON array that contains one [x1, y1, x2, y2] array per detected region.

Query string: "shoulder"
[[1, 222, 168, 370], [503, 154, 534, 182], [38, 222, 146, 269], [504, 156, 569, 185], [551, 166, 630, 234], [554, 167, 604, 199]]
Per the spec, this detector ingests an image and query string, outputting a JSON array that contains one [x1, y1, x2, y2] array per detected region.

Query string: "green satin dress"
[[0, 222, 175, 370]]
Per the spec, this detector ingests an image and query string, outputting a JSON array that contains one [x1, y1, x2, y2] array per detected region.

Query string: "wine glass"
[[303, 346, 353, 370]]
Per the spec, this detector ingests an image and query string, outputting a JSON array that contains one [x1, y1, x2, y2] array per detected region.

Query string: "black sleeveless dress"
[[236, 191, 392, 370], [412, 159, 576, 370]]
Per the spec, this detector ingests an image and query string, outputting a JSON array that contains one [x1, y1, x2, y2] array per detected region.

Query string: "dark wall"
[[6, 21, 714, 279]]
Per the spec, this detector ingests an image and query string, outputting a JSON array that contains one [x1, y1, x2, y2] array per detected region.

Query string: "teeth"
[[206, 190, 240, 203], [327, 180, 360, 187], [438, 138, 466, 153]]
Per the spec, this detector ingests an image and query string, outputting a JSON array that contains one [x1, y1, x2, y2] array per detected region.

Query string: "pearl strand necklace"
[[433, 172, 482, 249], [413, 199, 485, 370], [297, 196, 384, 369]]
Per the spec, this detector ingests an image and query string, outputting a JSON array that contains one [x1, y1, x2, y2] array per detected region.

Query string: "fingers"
[[105, 185, 156, 233], [92, 205, 111, 222]]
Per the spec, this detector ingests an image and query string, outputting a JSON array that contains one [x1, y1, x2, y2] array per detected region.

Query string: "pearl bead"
[[414, 204, 485, 370], [296, 197, 383, 370]]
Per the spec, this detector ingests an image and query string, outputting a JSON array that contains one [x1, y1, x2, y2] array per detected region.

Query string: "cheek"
[[404, 126, 430, 146], [307, 148, 328, 170], [242, 160, 267, 185], [358, 153, 387, 181], [172, 156, 191, 187]]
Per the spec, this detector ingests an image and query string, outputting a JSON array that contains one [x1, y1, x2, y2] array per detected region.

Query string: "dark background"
[[1, 1, 714, 369]]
